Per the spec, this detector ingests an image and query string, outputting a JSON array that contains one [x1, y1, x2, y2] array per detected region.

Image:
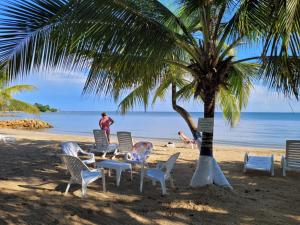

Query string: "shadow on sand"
[[0, 139, 299, 225]]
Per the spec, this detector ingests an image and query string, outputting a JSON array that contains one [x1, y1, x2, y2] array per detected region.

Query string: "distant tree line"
[[34, 103, 58, 112]]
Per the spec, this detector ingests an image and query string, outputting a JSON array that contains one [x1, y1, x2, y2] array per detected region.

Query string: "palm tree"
[[0, 79, 39, 115], [0, 0, 299, 187]]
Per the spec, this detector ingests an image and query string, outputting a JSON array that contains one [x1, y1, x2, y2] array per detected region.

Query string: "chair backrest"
[[61, 142, 81, 157], [59, 154, 89, 184], [165, 152, 180, 177], [286, 140, 300, 169], [93, 129, 109, 152], [117, 131, 133, 153]]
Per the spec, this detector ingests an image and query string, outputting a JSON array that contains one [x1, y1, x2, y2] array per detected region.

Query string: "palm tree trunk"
[[200, 92, 215, 156], [190, 91, 215, 187], [171, 82, 200, 139], [190, 90, 231, 189]]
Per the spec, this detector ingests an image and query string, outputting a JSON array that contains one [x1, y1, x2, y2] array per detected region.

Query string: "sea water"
[[1, 111, 299, 148]]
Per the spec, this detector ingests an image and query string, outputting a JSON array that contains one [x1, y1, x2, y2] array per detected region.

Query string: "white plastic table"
[[96, 160, 132, 186]]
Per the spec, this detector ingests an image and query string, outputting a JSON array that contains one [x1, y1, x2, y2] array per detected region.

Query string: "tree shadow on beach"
[[0, 139, 299, 225]]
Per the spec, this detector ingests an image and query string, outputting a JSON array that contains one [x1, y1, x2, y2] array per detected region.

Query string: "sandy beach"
[[0, 128, 299, 225]]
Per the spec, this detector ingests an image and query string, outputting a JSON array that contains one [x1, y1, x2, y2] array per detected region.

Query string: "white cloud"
[[246, 85, 300, 112]]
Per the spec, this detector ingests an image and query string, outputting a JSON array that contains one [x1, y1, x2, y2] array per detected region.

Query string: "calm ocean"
[[1, 111, 300, 148]]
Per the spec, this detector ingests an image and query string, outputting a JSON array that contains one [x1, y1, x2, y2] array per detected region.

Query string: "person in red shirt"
[[99, 112, 114, 143]]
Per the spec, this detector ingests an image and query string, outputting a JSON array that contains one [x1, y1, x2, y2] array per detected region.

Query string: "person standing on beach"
[[99, 112, 114, 143]]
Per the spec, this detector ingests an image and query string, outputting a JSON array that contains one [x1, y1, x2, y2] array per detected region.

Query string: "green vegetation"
[[34, 103, 58, 112], [0, 79, 39, 115], [0, 1, 299, 186]]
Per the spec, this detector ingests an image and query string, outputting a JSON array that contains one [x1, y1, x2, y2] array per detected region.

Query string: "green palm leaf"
[[8, 99, 40, 115]]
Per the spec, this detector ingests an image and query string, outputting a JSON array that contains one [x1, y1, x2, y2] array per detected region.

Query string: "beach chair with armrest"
[[59, 154, 106, 198], [61, 141, 95, 165], [178, 132, 195, 149], [140, 152, 180, 195], [92, 129, 118, 158], [117, 131, 134, 155], [282, 140, 300, 176], [117, 131, 153, 166], [243, 153, 274, 176]]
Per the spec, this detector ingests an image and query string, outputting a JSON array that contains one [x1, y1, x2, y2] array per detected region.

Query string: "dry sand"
[[0, 128, 299, 225]]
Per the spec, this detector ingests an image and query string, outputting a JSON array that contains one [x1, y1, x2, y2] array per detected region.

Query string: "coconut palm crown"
[[0, 0, 299, 186], [0, 79, 39, 115]]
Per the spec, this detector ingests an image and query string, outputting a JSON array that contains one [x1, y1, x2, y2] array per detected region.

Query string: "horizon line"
[[43, 110, 300, 113]]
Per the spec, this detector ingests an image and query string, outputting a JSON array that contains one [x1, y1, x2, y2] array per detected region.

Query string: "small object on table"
[[96, 160, 132, 186], [125, 141, 153, 165], [243, 153, 274, 176]]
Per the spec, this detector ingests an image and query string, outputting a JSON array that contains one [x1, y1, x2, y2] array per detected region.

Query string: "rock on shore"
[[0, 119, 53, 129]]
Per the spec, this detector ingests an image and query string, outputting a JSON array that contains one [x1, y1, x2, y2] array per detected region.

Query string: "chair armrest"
[[156, 161, 166, 170], [79, 149, 95, 158]]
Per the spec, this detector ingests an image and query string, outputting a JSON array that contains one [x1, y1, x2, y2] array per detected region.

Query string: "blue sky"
[[12, 71, 300, 112], [10, 1, 300, 112]]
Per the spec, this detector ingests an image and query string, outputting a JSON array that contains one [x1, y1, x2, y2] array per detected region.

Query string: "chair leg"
[[116, 169, 122, 187], [243, 153, 248, 173], [65, 165, 69, 175], [169, 175, 175, 189], [281, 156, 286, 176], [160, 180, 167, 196], [140, 174, 144, 193], [102, 152, 107, 158], [102, 169, 106, 192], [130, 169, 133, 182], [81, 184, 87, 198], [112, 149, 118, 160], [64, 181, 72, 195]]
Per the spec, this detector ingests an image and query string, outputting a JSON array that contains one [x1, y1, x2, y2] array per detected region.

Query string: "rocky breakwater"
[[0, 119, 53, 129]]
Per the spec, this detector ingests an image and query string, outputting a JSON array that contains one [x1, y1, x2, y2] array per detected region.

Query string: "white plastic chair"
[[282, 140, 300, 176], [117, 131, 152, 165], [140, 152, 180, 195], [61, 141, 95, 165], [178, 134, 195, 149], [117, 131, 134, 155], [0, 134, 16, 144], [92, 129, 118, 158], [59, 155, 106, 197], [243, 153, 274, 176]]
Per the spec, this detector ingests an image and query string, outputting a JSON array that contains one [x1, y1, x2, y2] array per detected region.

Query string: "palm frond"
[[8, 99, 40, 115], [228, 62, 258, 108], [3, 84, 37, 95], [217, 86, 241, 127], [0, 0, 70, 79], [118, 84, 152, 114], [259, 56, 300, 99]]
